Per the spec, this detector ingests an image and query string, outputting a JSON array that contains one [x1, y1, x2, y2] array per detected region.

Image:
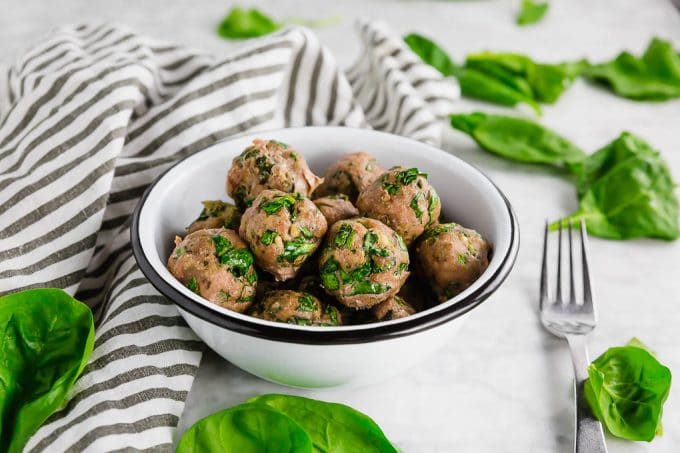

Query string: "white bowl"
[[131, 126, 519, 388]]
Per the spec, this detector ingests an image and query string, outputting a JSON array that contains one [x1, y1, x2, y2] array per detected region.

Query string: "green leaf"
[[404, 33, 541, 113], [0, 289, 95, 453], [516, 0, 549, 26], [449, 112, 586, 168], [558, 132, 680, 240], [583, 37, 680, 100], [465, 52, 582, 104], [248, 394, 397, 453], [403, 33, 457, 75], [177, 403, 313, 452], [279, 237, 317, 263], [585, 340, 671, 441], [260, 193, 297, 215], [217, 7, 281, 40], [212, 235, 257, 277]]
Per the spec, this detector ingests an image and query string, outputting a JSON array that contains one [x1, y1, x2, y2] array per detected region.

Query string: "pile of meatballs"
[[167, 139, 490, 327]]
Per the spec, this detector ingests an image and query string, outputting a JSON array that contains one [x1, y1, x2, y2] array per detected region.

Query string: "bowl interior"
[[137, 126, 514, 331]]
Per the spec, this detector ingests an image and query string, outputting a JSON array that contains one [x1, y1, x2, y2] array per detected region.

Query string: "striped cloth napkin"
[[0, 20, 457, 451]]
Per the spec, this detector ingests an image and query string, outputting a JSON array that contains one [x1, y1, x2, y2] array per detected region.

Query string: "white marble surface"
[[4, 0, 680, 451]]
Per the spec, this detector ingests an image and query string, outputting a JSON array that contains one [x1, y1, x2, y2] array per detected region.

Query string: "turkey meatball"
[[239, 190, 327, 281], [319, 218, 410, 309], [250, 290, 342, 326], [186, 200, 241, 234], [415, 223, 490, 302], [373, 295, 416, 321], [314, 152, 384, 202], [313, 195, 359, 226], [356, 166, 441, 246], [227, 139, 322, 208], [167, 228, 257, 312]]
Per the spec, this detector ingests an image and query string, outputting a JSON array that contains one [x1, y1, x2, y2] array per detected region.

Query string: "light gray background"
[[3, 1, 680, 452]]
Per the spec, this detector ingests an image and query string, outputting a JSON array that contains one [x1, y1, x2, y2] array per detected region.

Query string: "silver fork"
[[539, 220, 608, 453]]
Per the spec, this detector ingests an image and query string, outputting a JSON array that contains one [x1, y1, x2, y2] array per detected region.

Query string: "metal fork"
[[539, 220, 608, 453]]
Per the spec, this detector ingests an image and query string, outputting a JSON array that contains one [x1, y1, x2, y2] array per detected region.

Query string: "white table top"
[[4, 1, 680, 451]]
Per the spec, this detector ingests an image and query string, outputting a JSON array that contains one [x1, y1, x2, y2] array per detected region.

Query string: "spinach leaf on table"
[[585, 339, 671, 442], [465, 52, 584, 104], [404, 33, 581, 113], [0, 288, 95, 453], [249, 394, 397, 453], [559, 132, 680, 240], [217, 7, 340, 40], [583, 37, 680, 100], [449, 112, 586, 168], [404, 33, 541, 113], [516, 0, 549, 26], [217, 7, 281, 39], [176, 403, 313, 453]]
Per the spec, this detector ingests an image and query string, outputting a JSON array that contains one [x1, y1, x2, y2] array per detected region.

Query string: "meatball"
[[227, 139, 322, 208], [186, 200, 241, 234], [251, 290, 342, 326], [373, 295, 416, 321], [167, 228, 257, 312], [318, 218, 410, 309], [239, 190, 327, 281], [313, 195, 359, 226], [415, 223, 490, 302], [314, 152, 384, 202], [357, 166, 441, 246]]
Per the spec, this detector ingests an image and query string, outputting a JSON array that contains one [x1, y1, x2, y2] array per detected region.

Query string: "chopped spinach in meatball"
[[187, 200, 242, 234], [167, 228, 257, 312], [239, 190, 327, 281], [318, 218, 409, 309], [356, 166, 441, 245], [415, 223, 490, 302], [250, 290, 342, 326], [227, 139, 322, 208]]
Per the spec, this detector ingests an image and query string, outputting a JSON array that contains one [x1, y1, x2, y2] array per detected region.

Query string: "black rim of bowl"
[[130, 133, 520, 345]]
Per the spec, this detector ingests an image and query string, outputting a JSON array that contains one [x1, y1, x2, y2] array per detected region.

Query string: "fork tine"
[[539, 219, 549, 310], [556, 221, 563, 303], [580, 219, 594, 312], [568, 220, 576, 304]]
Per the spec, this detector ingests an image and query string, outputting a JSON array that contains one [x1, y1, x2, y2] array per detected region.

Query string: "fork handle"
[[566, 335, 608, 453]]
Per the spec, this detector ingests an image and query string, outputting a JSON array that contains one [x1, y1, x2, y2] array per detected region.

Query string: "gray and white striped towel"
[[0, 19, 457, 451]]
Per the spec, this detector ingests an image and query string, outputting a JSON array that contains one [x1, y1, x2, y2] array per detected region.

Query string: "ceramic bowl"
[[131, 126, 519, 388]]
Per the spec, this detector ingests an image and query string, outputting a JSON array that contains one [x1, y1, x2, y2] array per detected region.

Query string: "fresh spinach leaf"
[[516, 0, 549, 26], [583, 37, 680, 100], [585, 339, 671, 442], [450, 112, 586, 168], [216, 7, 341, 41], [248, 394, 397, 453], [177, 403, 313, 453], [465, 52, 583, 104], [404, 33, 541, 113], [558, 132, 680, 240], [217, 7, 281, 40], [403, 33, 457, 75], [0, 289, 95, 453]]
